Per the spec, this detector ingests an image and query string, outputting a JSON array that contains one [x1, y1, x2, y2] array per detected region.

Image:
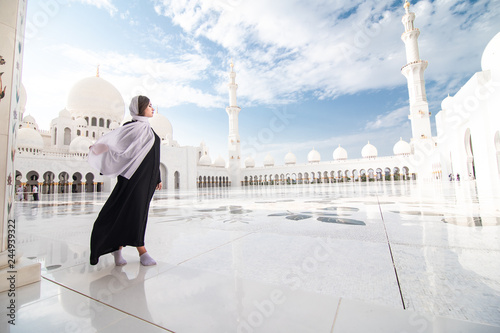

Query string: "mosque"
[[14, 1, 500, 196]]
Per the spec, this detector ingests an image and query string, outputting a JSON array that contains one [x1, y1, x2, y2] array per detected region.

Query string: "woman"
[[88, 95, 162, 266]]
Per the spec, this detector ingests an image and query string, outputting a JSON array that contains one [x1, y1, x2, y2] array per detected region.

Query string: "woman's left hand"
[[156, 182, 162, 190]]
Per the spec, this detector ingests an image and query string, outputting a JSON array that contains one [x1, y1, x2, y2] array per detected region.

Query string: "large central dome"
[[66, 76, 125, 123]]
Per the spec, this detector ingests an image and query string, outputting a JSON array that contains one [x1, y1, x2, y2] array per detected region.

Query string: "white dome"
[[393, 138, 411, 156], [199, 153, 212, 166], [109, 121, 119, 130], [213, 155, 226, 168], [75, 117, 87, 127], [481, 32, 500, 71], [17, 127, 44, 149], [59, 108, 72, 118], [307, 148, 321, 163], [69, 136, 93, 154], [362, 141, 378, 158], [244, 156, 255, 168], [21, 114, 38, 130], [263, 153, 275, 167], [66, 76, 125, 123], [333, 144, 348, 160], [149, 113, 173, 141], [441, 95, 453, 110], [284, 151, 296, 165]]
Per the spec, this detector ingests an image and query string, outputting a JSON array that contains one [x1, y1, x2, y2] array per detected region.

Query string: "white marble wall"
[[0, 0, 27, 253]]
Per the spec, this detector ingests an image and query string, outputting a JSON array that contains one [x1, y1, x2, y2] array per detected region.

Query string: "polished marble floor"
[[2, 181, 500, 332]]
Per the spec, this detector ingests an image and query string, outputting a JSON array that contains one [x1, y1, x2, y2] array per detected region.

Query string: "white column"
[[0, 0, 41, 292], [401, 1, 432, 141], [226, 61, 241, 186]]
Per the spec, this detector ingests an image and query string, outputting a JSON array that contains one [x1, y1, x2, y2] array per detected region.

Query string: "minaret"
[[226, 60, 241, 186], [401, 1, 432, 141]]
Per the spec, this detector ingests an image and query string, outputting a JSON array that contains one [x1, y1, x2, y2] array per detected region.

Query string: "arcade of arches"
[[242, 167, 412, 186], [197, 176, 230, 188], [15, 170, 102, 194]]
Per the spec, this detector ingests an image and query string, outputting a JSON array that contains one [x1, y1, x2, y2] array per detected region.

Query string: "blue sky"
[[22, 0, 500, 165]]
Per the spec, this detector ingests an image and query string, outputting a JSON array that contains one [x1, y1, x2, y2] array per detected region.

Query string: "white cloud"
[[365, 106, 408, 130], [23, 44, 224, 129], [153, 0, 500, 107], [71, 0, 118, 16]]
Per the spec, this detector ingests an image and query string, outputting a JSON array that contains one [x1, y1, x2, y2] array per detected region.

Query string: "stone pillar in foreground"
[[0, 0, 41, 292]]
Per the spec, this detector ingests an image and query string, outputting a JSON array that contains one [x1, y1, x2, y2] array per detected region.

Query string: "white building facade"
[[435, 31, 500, 194]]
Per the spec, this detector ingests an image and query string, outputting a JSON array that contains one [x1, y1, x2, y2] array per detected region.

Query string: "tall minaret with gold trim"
[[401, 1, 432, 141], [226, 60, 241, 186]]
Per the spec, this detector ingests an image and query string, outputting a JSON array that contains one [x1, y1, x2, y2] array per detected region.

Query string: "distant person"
[[88, 95, 161, 266], [16, 185, 23, 201], [32, 185, 39, 201], [449, 173, 453, 181], [23, 185, 28, 201], [456, 173, 460, 181]]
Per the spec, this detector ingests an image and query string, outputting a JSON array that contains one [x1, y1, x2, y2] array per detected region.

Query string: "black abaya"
[[90, 126, 161, 265]]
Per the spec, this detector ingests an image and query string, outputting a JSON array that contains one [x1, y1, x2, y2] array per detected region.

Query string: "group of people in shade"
[[88, 95, 161, 267], [16, 184, 38, 201]]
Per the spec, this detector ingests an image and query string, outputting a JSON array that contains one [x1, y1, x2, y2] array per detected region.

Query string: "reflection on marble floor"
[[2, 181, 500, 332]]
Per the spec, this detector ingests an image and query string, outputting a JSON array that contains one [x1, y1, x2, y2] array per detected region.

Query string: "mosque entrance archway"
[[316, 172, 322, 184], [368, 169, 375, 181], [465, 128, 476, 179], [85, 173, 94, 192], [64, 127, 71, 145], [160, 164, 167, 190], [72, 172, 82, 193], [393, 167, 400, 181], [360, 169, 366, 182], [26, 171, 39, 191], [384, 167, 391, 181], [303, 172, 309, 184], [43, 171, 55, 194], [174, 171, 180, 189], [15, 171, 22, 187], [352, 169, 359, 182], [402, 167, 410, 180], [345, 170, 351, 182]]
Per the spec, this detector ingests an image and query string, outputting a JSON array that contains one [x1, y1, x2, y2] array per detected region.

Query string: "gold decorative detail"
[[96, 65, 100, 77]]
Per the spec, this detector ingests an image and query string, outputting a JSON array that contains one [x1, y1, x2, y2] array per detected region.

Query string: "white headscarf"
[[88, 96, 155, 179]]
